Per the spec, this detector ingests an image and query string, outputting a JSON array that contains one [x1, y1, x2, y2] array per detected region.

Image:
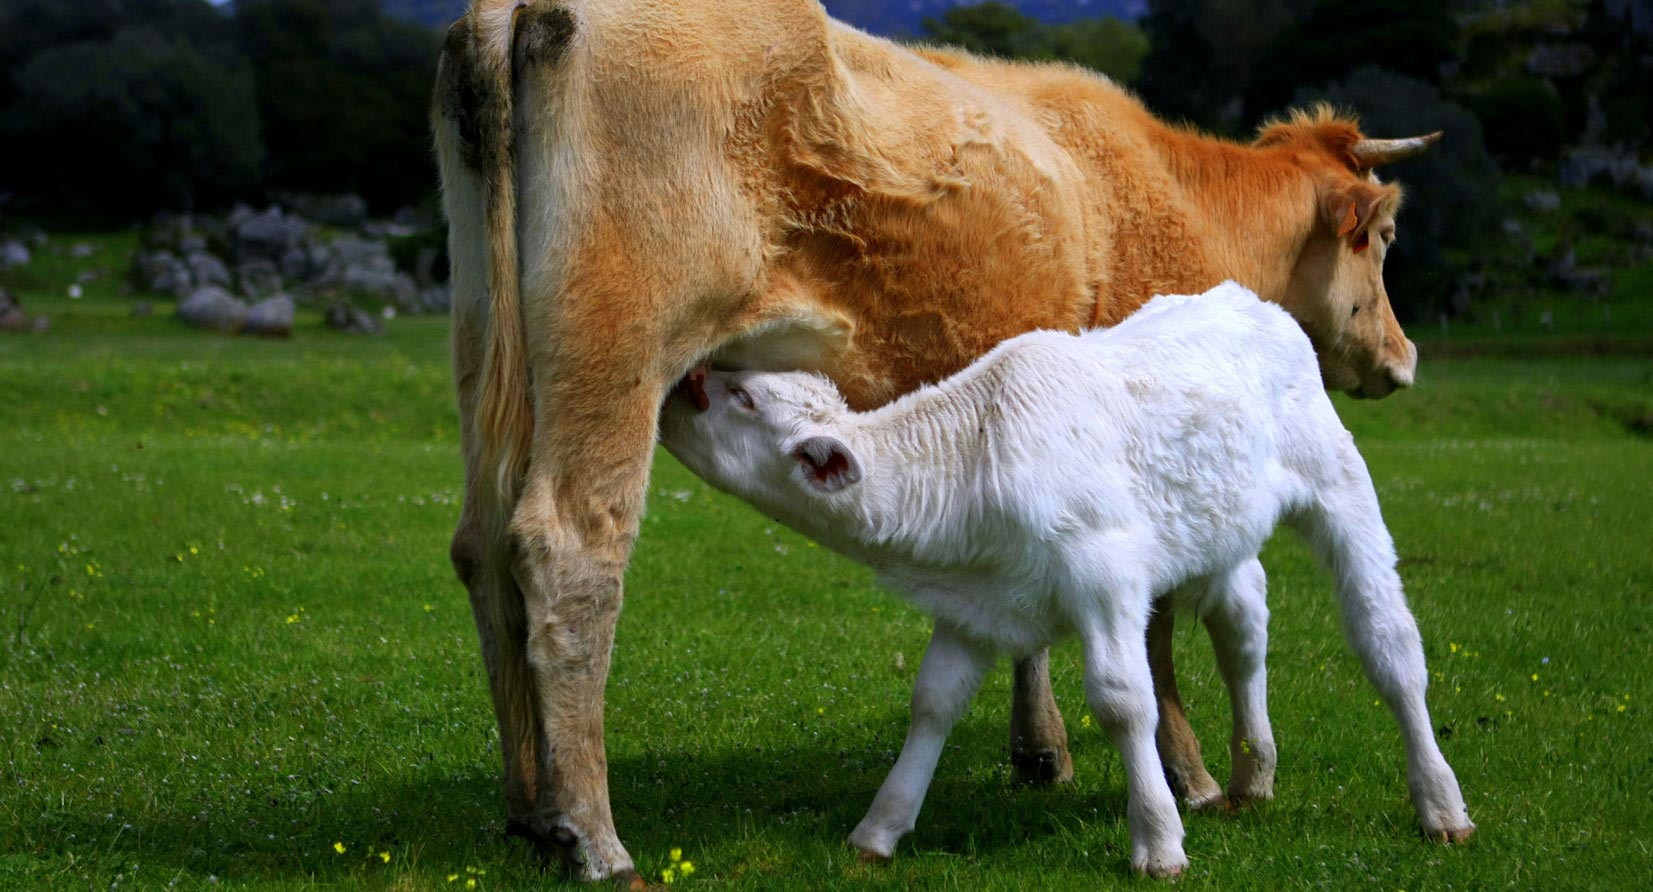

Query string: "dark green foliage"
[[235, 0, 442, 213], [2, 17, 262, 216], [922, 2, 1150, 84], [1472, 76, 1568, 167], [1295, 69, 1504, 319], [1245, 0, 1461, 123], [0, 0, 440, 219], [1138, 0, 1316, 131]]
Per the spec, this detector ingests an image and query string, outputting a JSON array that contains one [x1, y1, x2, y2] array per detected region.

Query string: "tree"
[[922, 2, 1150, 84], [2, 21, 261, 216]]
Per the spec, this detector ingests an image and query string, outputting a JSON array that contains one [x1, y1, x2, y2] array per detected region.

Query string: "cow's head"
[[1261, 112, 1439, 399]]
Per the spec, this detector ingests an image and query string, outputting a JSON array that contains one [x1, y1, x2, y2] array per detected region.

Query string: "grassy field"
[[3, 234, 1652, 890]]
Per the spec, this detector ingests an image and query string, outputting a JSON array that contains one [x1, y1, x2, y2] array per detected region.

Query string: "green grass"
[[3, 233, 1653, 890]]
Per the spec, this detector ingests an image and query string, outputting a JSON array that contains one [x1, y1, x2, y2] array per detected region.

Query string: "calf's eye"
[[729, 385, 755, 410]]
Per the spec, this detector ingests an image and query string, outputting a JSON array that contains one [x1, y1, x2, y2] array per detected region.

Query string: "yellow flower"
[[379, 851, 391, 863], [467, 880, 477, 890], [1530, 674, 1538, 682], [662, 867, 676, 884], [447, 875, 458, 883], [334, 842, 346, 854], [670, 848, 682, 862], [680, 861, 695, 876], [1080, 714, 1092, 728], [1449, 642, 1459, 654], [1618, 704, 1627, 713]]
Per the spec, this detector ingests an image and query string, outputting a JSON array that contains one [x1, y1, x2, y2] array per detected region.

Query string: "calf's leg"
[[1008, 651, 1074, 785], [1297, 471, 1473, 842], [1202, 559, 1276, 805], [850, 622, 993, 860], [1146, 606, 1224, 809], [1080, 606, 1188, 878]]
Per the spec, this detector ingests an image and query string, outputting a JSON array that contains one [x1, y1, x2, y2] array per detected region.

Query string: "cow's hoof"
[[1186, 789, 1226, 813], [1010, 746, 1075, 786], [505, 816, 560, 855]]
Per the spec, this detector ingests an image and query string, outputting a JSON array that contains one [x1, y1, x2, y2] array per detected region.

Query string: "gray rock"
[[186, 251, 232, 290], [415, 284, 452, 314], [236, 259, 283, 296], [1, 240, 30, 269], [243, 295, 295, 337], [177, 286, 249, 333], [1522, 190, 1561, 213], [0, 288, 25, 331], [325, 301, 382, 335], [178, 234, 208, 255], [69, 241, 95, 259], [236, 207, 310, 259], [311, 194, 369, 228], [279, 247, 312, 281], [140, 250, 193, 297]]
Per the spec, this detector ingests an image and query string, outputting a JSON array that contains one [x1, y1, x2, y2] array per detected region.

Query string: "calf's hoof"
[[1424, 822, 1475, 845], [1010, 746, 1075, 786], [1132, 846, 1189, 879], [846, 822, 901, 863]]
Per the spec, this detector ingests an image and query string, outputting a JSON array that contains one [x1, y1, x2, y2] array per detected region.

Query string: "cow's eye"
[[729, 384, 755, 410]]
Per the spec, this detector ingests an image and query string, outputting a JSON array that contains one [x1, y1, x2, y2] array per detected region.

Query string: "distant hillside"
[[381, 1, 1143, 34]]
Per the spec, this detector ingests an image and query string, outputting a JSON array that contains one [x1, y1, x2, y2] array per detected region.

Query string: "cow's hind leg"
[[1147, 606, 1224, 810], [1201, 559, 1276, 805], [1009, 651, 1074, 785], [451, 310, 548, 847], [507, 354, 665, 884], [1294, 465, 1473, 843]]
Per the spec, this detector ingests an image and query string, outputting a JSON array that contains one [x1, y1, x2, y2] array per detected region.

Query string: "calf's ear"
[[792, 436, 863, 493]]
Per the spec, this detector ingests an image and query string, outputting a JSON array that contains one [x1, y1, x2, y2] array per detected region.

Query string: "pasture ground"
[[3, 233, 1651, 890]]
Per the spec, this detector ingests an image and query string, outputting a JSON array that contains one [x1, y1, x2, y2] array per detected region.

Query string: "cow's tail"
[[467, 1, 577, 503]]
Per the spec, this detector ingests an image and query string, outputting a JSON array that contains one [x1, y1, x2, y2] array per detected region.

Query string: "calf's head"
[[660, 369, 865, 516], [1263, 115, 1439, 399]]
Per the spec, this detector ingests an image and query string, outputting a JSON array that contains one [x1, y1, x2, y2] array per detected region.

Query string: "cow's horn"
[[1350, 132, 1443, 168]]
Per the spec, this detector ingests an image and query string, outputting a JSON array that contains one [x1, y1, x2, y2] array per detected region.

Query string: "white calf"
[[659, 283, 1472, 876]]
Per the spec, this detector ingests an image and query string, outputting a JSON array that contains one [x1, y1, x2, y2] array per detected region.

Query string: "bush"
[[1472, 76, 1567, 168], [3, 25, 262, 216]]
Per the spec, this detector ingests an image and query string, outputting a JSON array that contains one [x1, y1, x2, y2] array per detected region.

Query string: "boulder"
[[311, 194, 369, 228], [236, 258, 283, 296], [1, 240, 30, 269], [0, 288, 25, 331], [279, 247, 312, 281], [243, 295, 296, 337], [186, 251, 232, 290], [325, 301, 382, 335], [177, 286, 249, 333], [236, 206, 310, 259]]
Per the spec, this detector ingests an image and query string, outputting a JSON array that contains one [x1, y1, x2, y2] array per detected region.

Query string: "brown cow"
[[433, 1, 1446, 881]]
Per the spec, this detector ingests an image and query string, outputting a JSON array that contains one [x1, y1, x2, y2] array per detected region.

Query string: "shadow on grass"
[[39, 726, 1126, 882]]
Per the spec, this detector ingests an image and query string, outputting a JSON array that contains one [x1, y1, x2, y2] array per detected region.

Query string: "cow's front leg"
[[507, 369, 665, 885], [1148, 606, 1224, 809], [1203, 559, 1276, 805], [1008, 651, 1074, 785], [850, 622, 993, 860]]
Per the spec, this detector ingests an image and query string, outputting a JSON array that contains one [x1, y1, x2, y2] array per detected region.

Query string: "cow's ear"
[[792, 436, 863, 493], [1321, 181, 1385, 253]]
